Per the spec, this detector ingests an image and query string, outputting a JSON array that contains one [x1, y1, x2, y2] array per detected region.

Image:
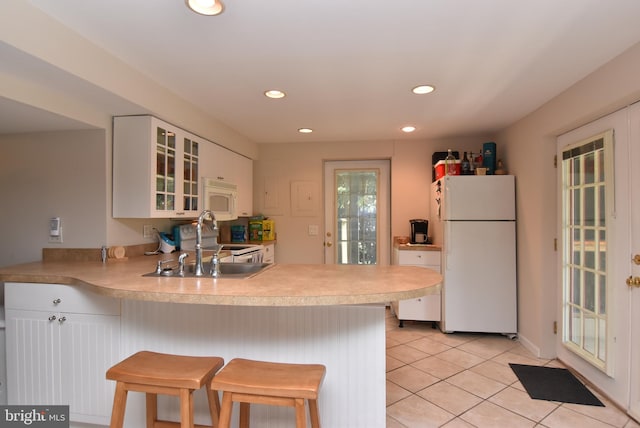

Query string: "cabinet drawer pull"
[[53, 298, 61, 304], [58, 316, 67, 324], [48, 315, 57, 322]]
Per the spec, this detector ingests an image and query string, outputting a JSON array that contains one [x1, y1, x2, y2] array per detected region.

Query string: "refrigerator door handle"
[[445, 221, 452, 270]]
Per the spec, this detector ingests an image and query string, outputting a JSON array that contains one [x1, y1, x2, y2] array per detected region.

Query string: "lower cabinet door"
[[6, 309, 120, 425], [6, 309, 61, 406], [60, 312, 121, 425]]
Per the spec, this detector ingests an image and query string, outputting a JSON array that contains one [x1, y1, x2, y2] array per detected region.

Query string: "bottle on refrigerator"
[[461, 152, 470, 175], [445, 149, 457, 176]]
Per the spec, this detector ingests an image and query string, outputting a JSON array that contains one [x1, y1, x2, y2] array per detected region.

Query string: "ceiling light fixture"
[[264, 89, 286, 99], [401, 126, 416, 133], [298, 128, 313, 134], [412, 85, 435, 95], [186, 0, 224, 16]]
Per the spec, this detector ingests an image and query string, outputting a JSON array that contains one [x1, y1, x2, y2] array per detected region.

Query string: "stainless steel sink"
[[144, 262, 272, 279]]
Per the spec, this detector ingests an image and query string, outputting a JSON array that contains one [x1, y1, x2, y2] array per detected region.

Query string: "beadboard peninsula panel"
[[120, 302, 386, 428]]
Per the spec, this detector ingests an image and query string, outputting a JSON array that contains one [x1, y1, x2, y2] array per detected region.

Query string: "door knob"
[[633, 254, 640, 265], [325, 241, 333, 247], [626, 276, 640, 287]]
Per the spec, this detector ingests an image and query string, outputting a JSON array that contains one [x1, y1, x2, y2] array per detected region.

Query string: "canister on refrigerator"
[[482, 142, 496, 174]]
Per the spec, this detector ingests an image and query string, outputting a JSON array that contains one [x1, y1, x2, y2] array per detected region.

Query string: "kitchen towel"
[[509, 363, 604, 406]]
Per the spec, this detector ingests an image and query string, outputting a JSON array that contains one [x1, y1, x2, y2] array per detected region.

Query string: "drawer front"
[[5, 282, 120, 315], [397, 295, 441, 321], [397, 250, 440, 267]]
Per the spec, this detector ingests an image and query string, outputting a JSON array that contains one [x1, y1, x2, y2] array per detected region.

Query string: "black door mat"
[[509, 363, 604, 407]]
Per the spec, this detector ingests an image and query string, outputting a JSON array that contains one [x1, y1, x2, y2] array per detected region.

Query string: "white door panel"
[[442, 221, 517, 333], [441, 175, 516, 221], [557, 108, 633, 415], [628, 102, 640, 420]]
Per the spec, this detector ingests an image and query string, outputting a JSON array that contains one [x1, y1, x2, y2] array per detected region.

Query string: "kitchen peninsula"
[[1, 254, 441, 428]]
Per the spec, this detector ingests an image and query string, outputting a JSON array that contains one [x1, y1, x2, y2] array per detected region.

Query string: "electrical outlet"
[[143, 224, 154, 238]]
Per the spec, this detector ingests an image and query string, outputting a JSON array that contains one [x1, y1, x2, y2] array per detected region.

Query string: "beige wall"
[[253, 137, 490, 264], [0, 130, 107, 267], [0, 124, 183, 266], [497, 42, 640, 358]]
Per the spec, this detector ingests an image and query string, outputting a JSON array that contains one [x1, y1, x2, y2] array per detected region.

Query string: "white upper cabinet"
[[234, 154, 253, 217], [206, 142, 253, 217], [114, 115, 253, 219], [113, 115, 201, 218]]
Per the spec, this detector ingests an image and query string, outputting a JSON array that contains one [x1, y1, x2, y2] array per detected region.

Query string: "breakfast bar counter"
[[0, 253, 442, 306], [1, 256, 441, 428]]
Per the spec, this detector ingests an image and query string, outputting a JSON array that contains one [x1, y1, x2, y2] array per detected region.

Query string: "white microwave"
[[203, 178, 238, 221]]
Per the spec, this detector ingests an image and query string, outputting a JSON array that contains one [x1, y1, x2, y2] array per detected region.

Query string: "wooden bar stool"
[[106, 351, 225, 428], [210, 358, 326, 428]]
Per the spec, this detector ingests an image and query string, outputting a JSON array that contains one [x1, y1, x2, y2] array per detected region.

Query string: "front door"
[[557, 107, 637, 414]]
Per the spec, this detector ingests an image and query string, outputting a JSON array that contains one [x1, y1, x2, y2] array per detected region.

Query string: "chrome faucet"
[[210, 244, 224, 277], [194, 209, 216, 277], [177, 252, 189, 276]]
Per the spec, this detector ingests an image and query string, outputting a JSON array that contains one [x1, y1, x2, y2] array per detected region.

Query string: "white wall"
[[253, 137, 490, 264], [496, 42, 640, 359]]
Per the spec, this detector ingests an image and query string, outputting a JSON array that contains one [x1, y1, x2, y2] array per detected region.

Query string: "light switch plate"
[[49, 217, 62, 243], [308, 224, 319, 236]]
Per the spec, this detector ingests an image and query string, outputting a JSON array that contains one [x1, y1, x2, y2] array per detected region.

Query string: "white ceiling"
[[10, 0, 640, 143]]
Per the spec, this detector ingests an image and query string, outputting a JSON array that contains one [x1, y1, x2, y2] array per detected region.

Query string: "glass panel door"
[[155, 126, 176, 211], [561, 130, 612, 370], [183, 137, 199, 212], [324, 160, 390, 265]]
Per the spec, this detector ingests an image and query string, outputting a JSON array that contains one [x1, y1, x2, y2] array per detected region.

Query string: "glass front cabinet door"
[[113, 115, 200, 218]]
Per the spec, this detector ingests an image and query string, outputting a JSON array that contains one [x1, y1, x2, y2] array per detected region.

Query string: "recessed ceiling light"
[[298, 128, 313, 134], [412, 85, 435, 95], [401, 126, 416, 133], [264, 89, 286, 99], [186, 0, 224, 16]]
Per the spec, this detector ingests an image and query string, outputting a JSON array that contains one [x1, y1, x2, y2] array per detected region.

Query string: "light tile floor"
[[385, 309, 640, 428]]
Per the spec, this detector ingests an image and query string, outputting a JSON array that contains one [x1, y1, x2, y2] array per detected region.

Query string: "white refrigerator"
[[430, 175, 517, 334]]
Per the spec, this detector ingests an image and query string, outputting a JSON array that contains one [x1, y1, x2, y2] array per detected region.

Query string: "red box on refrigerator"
[[434, 160, 461, 180]]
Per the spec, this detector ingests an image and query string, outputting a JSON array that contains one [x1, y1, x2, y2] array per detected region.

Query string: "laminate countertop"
[[0, 253, 442, 307]]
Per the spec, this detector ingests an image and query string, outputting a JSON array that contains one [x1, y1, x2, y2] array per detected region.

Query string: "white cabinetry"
[[113, 115, 201, 218], [209, 143, 253, 217], [391, 248, 441, 327], [262, 243, 275, 264], [5, 283, 121, 425]]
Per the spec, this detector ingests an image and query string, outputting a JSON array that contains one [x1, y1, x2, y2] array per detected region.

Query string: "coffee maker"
[[410, 219, 429, 244]]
